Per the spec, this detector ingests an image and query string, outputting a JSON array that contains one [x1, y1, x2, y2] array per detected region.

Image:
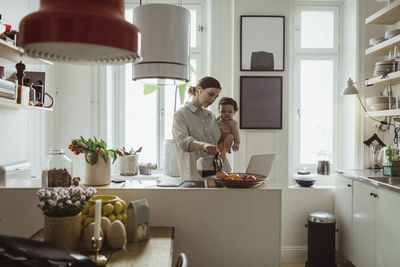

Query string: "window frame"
[[108, 0, 206, 169], [293, 4, 340, 172]]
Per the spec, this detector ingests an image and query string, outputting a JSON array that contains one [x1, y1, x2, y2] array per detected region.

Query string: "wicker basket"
[[44, 214, 81, 250]]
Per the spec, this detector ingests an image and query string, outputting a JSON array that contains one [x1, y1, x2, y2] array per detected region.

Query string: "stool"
[[305, 211, 337, 267]]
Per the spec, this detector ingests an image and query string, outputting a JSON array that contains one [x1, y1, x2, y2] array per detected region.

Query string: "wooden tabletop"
[[31, 227, 174, 267]]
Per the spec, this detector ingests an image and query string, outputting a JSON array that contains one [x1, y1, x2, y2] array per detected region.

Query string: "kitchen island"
[[0, 176, 281, 267]]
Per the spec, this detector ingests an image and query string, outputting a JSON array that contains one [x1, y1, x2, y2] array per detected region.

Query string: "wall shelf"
[[365, 34, 400, 56], [365, 0, 400, 25], [0, 102, 53, 111], [366, 109, 400, 117], [0, 39, 52, 65], [366, 71, 400, 86]]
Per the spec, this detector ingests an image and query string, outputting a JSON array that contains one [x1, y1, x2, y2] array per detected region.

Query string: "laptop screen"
[[246, 154, 275, 177]]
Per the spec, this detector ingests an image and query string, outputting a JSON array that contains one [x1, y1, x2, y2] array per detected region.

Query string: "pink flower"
[[37, 201, 45, 207], [66, 200, 73, 205], [48, 200, 56, 206], [74, 201, 80, 207]]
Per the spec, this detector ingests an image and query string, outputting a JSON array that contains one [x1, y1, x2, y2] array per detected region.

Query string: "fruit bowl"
[[81, 195, 127, 229], [213, 172, 267, 188]]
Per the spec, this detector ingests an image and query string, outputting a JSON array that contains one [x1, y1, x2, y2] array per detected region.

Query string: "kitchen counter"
[[0, 175, 282, 267], [336, 169, 400, 194]]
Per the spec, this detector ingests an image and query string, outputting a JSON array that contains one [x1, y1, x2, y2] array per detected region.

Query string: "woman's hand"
[[203, 143, 218, 156]]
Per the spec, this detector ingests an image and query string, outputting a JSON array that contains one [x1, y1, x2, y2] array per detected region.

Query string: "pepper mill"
[[15, 61, 25, 86], [15, 61, 25, 104]]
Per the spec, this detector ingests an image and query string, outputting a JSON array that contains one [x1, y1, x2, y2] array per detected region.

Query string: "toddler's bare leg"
[[224, 134, 234, 154]]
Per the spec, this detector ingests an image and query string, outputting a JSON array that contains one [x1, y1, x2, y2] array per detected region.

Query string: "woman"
[[172, 76, 231, 179]]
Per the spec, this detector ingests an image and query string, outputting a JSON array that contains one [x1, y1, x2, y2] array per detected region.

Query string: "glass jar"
[[42, 149, 72, 187]]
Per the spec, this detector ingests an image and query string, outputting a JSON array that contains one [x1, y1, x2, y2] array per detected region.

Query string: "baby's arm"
[[232, 120, 240, 152]]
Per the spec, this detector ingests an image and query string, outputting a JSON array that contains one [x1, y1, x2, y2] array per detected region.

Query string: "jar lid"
[[48, 149, 65, 155]]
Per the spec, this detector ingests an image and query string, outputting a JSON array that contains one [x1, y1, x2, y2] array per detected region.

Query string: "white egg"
[[101, 216, 112, 236], [107, 220, 127, 249], [82, 222, 104, 252]]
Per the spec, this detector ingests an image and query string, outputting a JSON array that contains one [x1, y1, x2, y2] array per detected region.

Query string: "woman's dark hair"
[[218, 97, 238, 112], [188, 76, 221, 96]]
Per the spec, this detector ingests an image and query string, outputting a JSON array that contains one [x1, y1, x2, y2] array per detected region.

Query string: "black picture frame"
[[240, 76, 282, 129], [240, 16, 285, 71]]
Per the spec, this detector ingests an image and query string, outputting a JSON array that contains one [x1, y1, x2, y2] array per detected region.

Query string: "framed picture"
[[240, 16, 285, 71], [240, 76, 282, 129]]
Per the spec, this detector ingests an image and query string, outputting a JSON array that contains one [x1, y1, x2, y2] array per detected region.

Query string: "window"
[[293, 6, 339, 170], [110, 1, 205, 167]]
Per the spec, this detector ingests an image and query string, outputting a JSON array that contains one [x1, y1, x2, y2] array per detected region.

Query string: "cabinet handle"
[[370, 192, 378, 198], [347, 184, 352, 187]]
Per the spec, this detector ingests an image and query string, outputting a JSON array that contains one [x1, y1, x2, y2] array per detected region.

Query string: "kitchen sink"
[[179, 180, 207, 188]]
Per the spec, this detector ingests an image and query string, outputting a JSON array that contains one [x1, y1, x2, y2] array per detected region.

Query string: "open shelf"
[[365, 0, 400, 25], [0, 102, 53, 111], [366, 108, 400, 117], [366, 71, 400, 86], [0, 39, 52, 65], [365, 34, 400, 55]]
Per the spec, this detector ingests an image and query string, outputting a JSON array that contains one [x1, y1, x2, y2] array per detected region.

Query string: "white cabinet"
[[334, 175, 353, 262], [353, 180, 376, 267], [375, 188, 400, 267], [352, 180, 400, 267]]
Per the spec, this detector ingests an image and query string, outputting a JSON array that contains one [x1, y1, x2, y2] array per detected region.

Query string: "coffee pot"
[[196, 154, 223, 177]]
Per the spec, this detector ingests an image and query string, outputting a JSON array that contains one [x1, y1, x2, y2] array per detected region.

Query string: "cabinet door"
[[353, 181, 376, 267], [375, 188, 400, 267], [334, 175, 353, 262]]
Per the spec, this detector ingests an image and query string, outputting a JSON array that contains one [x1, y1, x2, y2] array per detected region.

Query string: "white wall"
[[210, 0, 335, 262], [0, 0, 49, 178]]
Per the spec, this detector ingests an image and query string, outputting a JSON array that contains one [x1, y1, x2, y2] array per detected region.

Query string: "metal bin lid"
[[307, 211, 336, 224]]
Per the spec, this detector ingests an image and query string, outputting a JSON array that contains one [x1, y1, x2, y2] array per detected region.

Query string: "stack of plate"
[[373, 60, 395, 76], [366, 96, 400, 111], [385, 29, 400, 39]]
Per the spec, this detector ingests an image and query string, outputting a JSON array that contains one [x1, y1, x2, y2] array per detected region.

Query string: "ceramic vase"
[[43, 214, 81, 250], [120, 154, 139, 176], [85, 154, 111, 185]]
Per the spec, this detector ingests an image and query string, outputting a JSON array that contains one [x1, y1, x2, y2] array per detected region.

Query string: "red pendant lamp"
[[18, 0, 141, 64]]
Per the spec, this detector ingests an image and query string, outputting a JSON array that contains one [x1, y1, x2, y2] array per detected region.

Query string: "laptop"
[[246, 153, 275, 178]]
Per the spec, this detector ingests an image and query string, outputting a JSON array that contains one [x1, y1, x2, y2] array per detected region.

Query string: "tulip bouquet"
[[68, 136, 122, 165], [36, 186, 96, 217]]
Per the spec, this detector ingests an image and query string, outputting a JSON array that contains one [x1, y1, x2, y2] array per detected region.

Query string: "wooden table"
[[31, 227, 174, 267]]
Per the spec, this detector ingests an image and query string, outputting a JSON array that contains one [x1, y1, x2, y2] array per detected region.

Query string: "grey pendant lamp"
[[132, 3, 191, 85]]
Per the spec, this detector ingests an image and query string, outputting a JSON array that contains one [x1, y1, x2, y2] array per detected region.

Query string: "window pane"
[[301, 11, 334, 48], [164, 59, 197, 140], [300, 60, 333, 164], [125, 63, 157, 163]]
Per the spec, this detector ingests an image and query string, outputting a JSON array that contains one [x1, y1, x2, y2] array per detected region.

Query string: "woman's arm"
[[189, 141, 218, 155], [173, 111, 217, 155]]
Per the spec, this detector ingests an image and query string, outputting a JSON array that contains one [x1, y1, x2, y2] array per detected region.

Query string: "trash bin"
[[305, 211, 337, 267]]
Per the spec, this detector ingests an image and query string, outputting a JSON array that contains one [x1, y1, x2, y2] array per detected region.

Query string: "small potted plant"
[[69, 136, 120, 185], [119, 146, 142, 176], [36, 186, 96, 250], [386, 146, 400, 176]]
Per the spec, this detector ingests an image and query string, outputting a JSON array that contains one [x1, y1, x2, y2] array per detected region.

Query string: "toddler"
[[216, 97, 240, 161]]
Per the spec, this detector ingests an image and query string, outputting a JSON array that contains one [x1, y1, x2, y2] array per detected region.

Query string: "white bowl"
[[385, 29, 400, 39], [369, 36, 385, 46]]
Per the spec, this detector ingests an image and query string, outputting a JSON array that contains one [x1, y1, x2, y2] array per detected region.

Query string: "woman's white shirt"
[[173, 102, 230, 179]]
